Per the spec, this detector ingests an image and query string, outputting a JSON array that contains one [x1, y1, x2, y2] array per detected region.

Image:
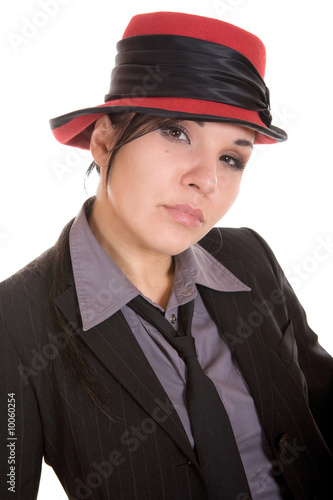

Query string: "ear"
[[90, 114, 114, 168]]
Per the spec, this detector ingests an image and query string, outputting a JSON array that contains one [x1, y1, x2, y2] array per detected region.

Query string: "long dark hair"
[[49, 112, 183, 418]]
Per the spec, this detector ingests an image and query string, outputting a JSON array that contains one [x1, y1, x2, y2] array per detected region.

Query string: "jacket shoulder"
[[0, 217, 74, 304], [0, 247, 54, 302], [199, 227, 281, 276]]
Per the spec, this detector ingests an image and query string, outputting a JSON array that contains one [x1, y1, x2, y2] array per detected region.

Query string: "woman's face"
[[95, 119, 254, 258]]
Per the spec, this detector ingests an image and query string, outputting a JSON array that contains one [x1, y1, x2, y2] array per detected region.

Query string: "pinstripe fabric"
[[0, 225, 332, 499]]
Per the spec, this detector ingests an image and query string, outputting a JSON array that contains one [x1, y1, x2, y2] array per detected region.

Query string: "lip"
[[163, 204, 205, 227]]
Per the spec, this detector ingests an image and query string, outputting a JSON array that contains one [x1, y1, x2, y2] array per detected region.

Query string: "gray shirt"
[[69, 201, 285, 499]]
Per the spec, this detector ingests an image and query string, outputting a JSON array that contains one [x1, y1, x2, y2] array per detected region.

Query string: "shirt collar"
[[69, 200, 251, 331]]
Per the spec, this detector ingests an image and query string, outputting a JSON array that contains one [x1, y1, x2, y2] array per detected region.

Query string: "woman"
[[1, 11, 332, 500]]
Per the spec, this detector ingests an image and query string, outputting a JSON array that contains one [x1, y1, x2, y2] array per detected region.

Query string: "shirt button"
[[170, 314, 177, 324], [181, 288, 192, 297]]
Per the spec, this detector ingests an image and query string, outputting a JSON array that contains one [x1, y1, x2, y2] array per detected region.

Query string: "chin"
[[153, 229, 208, 256]]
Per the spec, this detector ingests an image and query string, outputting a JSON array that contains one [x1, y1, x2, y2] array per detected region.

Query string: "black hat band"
[[105, 34, 272, 127]]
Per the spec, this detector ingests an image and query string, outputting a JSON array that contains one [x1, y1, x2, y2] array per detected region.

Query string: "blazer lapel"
[[53, 284, 199, 469]]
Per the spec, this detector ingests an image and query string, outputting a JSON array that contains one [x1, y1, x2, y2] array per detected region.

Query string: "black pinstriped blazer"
[[1, 225, 332, 499]]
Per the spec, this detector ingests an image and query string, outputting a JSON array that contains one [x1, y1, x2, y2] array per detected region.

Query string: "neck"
[[88, 198, 175, 309]]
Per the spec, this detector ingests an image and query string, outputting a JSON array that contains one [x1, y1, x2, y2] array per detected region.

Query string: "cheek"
[[211, 172, 243, 220], [107, 162, 158, 217], [106, 164, 135, 212], [218, 170, 243, 198]]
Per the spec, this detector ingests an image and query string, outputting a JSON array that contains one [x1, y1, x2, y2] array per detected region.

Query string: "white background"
[[1, 0, 332, 498]]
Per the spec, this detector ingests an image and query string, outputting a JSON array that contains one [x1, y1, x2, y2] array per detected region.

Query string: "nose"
[[180, 154, 218, 195]]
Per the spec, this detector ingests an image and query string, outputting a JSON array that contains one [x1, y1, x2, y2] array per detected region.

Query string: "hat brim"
[[50, 97, 287, 149]]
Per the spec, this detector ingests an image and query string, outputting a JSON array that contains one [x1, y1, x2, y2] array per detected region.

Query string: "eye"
[[160, 125, 190, 143], [220, 154, 245, 171]]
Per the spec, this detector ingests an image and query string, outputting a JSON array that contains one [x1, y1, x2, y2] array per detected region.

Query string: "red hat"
[[49, 11, 287, 148]]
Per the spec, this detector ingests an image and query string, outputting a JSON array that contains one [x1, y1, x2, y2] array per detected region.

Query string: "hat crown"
[[122, 11, 266, 78], [50, 11, 288, 148]]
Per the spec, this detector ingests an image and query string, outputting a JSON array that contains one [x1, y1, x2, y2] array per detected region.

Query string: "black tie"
[[128, 295, 252, 500]]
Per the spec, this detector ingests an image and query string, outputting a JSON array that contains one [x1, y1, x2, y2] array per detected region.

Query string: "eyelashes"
[[219, 154, 246, 171], [160, 124, 190, 143], [159, 124, 247, 171]]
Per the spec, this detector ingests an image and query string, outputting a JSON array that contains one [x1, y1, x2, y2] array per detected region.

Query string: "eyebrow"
[[234, 139, 254, 149], [193, 121, 254, 148]]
